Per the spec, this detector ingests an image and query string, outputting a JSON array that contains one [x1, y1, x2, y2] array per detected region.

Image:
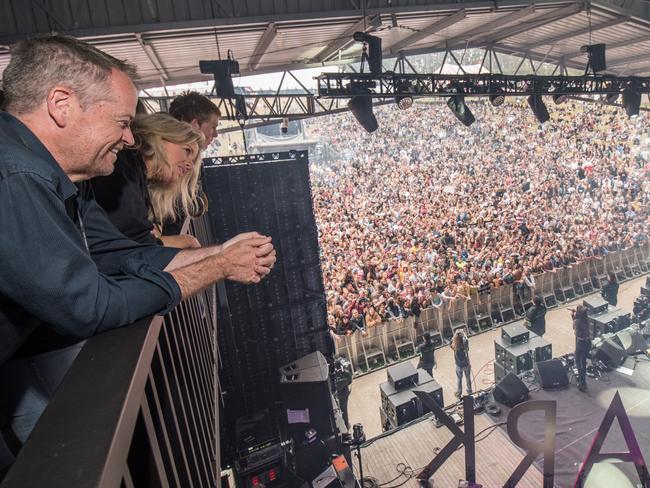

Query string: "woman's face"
[[156, 140, 198, 183]]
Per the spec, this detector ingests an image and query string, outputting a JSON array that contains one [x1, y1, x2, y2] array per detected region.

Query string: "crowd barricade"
[[490, 285, 515, 324], [445, 297, 468, 339], [624, 247, 642, 276], [574, 259, 594, 295], [334, 249, 649, 375], [417, 306, 442, 337], [357, 320, 387, 371], [634, 245, 650, 273], [467, 293, 493, 333], [555, 265, 576, 303], [591, 255, 608, 288], [385, 316, 416, 361], [537, 271, 558, 308]]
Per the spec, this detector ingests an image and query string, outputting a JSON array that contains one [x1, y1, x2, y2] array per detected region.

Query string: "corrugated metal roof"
[[0, 0, 649, 89]]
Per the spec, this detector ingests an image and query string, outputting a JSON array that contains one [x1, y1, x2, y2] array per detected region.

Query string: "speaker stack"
[[379, 362, 444, 431], [494, 323, 552, 383], [584, 296, 631, 337]]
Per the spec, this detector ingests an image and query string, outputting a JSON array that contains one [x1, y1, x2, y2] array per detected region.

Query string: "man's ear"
[[46, 86, 75, 128], [189, 118, 200, 130]]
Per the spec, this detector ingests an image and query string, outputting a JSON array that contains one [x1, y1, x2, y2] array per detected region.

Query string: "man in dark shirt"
[[601, 272, 619, 307], [416, 332, 436, 376], [0, 35, 275, 468], [525, 295, 547, 337]]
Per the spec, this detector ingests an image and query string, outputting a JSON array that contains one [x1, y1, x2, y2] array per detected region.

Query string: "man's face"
[[195, 113, 219, 150], [71, 69, 137, 179]]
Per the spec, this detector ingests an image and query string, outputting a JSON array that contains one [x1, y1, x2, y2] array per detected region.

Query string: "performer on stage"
[[451, 330, 472, 398], [572, 305, 591, 392], [525, 295, 547, 337], [601, 272, 619, 307], [416, 332, 436, 376]]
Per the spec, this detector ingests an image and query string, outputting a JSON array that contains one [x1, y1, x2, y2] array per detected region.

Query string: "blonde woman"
[[91, 113, 203, 249]]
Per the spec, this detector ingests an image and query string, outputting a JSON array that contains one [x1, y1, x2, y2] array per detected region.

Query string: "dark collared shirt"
[[0, 112, 182, 362]]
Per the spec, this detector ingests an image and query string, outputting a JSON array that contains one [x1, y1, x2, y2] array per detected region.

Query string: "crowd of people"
[[305, 101, 649, 336]]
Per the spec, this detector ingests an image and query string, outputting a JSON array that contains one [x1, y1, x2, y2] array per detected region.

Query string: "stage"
[[359, 358, 650, 487], [352, 275, 650, 487]]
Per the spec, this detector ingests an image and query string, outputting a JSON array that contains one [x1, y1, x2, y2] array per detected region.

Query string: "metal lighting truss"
[[316, 72, 650, 98], [139, 47, 649, 134]]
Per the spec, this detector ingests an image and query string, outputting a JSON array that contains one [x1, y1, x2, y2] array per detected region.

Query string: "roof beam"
[[387, 9, 466, 53], [563, 34, 650, 59], [521, 16, 630, 49], [473, 2, 585, 44], [308, 14, 382, 64], [607, 51, 650, 67], [436, 4, 538, 48], [249, 23, 277, 71], [135, 33, 169, 81]]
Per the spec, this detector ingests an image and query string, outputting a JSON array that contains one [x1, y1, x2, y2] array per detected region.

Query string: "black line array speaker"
[[493, 372, 529, 408], [534, 359, 569, 389], [202, 152, 332, 461]]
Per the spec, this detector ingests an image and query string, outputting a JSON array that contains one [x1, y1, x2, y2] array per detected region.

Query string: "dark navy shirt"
[[0, 112, 182, 362], [91, 149, 159, 245]]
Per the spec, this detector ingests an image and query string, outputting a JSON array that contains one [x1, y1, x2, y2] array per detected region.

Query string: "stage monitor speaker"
[[614, 329, 648, 354], [594, 338, 626, 367], [584, 296, 609, 315], [493, 372, 529, 408], [534, 359, 569, 389]]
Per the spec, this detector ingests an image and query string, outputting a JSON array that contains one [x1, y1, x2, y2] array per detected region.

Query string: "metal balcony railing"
[[1, 216, 220, 488]]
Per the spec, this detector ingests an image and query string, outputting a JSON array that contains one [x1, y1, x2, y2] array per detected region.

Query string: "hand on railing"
[[220, 235, 276, 283]]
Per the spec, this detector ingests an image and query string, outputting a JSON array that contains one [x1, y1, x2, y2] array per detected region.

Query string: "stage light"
[[396, 95, 413, 110], [447, 94, 475, 126], [348, 90, 379, 133], [489, 93, 505, 107], [552, 93, 568, 105], [394, 81, 414, 110], [527, 94, 550, 124], [622, 85, 640, 118]]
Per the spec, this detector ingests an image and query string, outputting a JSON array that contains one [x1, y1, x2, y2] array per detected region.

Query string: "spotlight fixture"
[[489, 88, 505, 107], [622, 85, 641, 118], [447, 86, 475, 126], [394, 80, 414, 110], [447, 95, 475, 126], [552, 93, 568, 105], [527, 94, 550, 124], [348, 90, 378, 133]]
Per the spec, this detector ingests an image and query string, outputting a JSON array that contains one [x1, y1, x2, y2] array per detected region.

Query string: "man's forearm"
[[169, 253, 228, 299], [164, 244, 222, 272]]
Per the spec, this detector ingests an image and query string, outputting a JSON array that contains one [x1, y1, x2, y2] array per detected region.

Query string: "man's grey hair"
[[2, 35, 138, 115]]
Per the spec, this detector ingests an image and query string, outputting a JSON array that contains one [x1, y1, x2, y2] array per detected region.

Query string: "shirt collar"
[[0, 112, 78, 201]]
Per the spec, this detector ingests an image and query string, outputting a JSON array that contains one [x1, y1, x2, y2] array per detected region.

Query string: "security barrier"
[[336, 244, 650, 374]]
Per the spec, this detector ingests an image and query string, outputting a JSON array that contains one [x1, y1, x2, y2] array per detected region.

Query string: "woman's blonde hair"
[[130, 113, 204, 229]]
